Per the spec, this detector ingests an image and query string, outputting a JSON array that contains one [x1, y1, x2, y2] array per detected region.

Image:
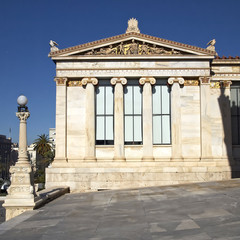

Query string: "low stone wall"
[[46, 159, 240, 192]]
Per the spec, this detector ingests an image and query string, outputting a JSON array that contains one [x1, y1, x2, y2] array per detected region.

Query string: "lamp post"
[[3, 95, 35, 221]]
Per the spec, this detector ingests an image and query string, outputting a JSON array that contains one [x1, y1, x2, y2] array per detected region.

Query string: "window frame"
[[152, 80, 171, 145], [95, 80, 114, 145], [124, 80, 143, 145]]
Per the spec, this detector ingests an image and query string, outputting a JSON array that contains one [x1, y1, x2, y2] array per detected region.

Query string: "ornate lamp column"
[[168, 77, 184, 160], [3, 95, 35, 221], [82, 77, 98, 161], [111, 77, 127, 161], [139, 77, 156, 161]]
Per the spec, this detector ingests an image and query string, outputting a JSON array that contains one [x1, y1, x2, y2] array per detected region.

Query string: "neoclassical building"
[[46, 19, 240, 191]]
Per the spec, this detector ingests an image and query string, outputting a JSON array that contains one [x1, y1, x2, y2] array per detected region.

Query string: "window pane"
[[162, 86, 170, 114], [153, 86, 161, 114], [134, 86, 142, 114], [96, 116, 104, 140], [124, 86, 133, 114], [96, 86, 104, 114], [106, 86, 113, 114], [232, 116, 238, 144], [106, 116, 113, 140], [134, 116, 142, 141], [153, 116, 161, 144], [125, 116, 133, 141], [162, 115, 171, 144]]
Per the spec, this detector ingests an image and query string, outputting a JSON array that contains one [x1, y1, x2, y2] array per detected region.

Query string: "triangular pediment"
[[49, 32, 216, 59]]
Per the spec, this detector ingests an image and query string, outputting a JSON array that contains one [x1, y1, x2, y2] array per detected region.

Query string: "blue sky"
[[0, 0, 240, 144]]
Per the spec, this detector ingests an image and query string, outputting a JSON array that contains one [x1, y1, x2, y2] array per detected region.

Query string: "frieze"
[[184, 80, 199, 86], [57, 69, 209, 77], [67, 80, 82, 87], [83, 39, 182, 56]]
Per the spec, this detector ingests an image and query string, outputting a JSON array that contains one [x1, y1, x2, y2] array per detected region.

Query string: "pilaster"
[[139, 77, 156, 161], [53, 77, 68, 164], [111, 77, 127, 161], [168, 77, 184, 160], [199, 77, 212, 159], [82, 77, 98, 161], [220, 80, 232, 158]]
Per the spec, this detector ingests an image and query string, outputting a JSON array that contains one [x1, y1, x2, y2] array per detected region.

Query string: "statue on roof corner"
[[126, 18, 140, 33], [206, 39, 216, 52], [49, 40, 59, 52]]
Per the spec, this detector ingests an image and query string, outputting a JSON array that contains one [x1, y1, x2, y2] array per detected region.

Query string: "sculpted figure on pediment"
[[127, 39, 139, 55], [82, 40, 182, 56]]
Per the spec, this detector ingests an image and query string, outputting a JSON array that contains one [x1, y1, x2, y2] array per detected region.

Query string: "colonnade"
[[54, 76, 233, 162]]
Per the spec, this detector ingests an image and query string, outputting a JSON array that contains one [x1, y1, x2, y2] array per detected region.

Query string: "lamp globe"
[[17, 95, 28, 106]]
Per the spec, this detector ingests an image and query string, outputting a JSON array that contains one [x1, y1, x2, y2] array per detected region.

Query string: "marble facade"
[[46, 20, 240, 192]]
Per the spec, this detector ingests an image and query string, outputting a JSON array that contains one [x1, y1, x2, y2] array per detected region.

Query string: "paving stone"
[[1, 179, 240, 239]]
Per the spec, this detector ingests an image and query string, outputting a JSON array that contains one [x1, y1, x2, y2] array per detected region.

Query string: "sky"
[[0, 0, 240, 144]]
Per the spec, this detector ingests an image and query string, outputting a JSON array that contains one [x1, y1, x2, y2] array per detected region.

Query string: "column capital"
[[168, 77, 184, 85], [221, 80, 232, 89], [82, 77, 98, 86], [139, 77, 156, 85], [16, 112, 30, 122], [199, 76, 211, 85], [54, 77, 68, 86], [111, 77, 127, 85]]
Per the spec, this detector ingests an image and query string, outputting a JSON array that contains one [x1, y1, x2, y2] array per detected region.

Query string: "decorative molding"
[[199, 76, 211, 85], [57, 69, 209, 77], [139, 77, 156, 85], [67, 80, 82, 87], [221, 80, 232, 89], [55, 77, 68, 86], [82, 77, 98, 85], [168, 77, 184, 85], [110, 77, 127, 85], [184, 80, 199, 86], [16, 112, 30, 121], [210, 81, 221, 89], [126, 18, 140, 33]]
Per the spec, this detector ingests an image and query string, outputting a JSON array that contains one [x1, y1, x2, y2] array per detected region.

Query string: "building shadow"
[[218, 85, 240, 178]]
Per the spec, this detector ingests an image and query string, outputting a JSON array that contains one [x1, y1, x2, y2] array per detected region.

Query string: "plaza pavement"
[[1, 179, 240, 240]]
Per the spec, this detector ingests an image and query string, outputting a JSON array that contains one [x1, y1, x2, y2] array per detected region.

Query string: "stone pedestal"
[[3, 111, 35, 221], [82, 77, 98, 161], [111, 77, 127, 161]]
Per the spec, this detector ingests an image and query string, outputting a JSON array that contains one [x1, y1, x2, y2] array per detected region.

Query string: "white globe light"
[[17, 95, 28, 106]]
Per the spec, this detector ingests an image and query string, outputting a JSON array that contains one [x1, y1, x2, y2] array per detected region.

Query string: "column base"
[[113, 157, 126, 162], [142, 156, 154, 162], [4, 205, 35, 221], [84, 156, 97, 162]]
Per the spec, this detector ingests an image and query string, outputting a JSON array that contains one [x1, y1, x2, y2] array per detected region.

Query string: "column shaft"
[[141, 80, 154, 161], [111, 77, 127, 161], [54, 78, 67, 163], [168, 78, 184, 159]]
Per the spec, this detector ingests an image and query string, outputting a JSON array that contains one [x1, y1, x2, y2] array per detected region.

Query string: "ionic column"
[[111, 77, 127, 161], [82, 77, 98, 161], [220, 80, 232, 158], [199, 77, 212, 159], [139, 77, 156, 161], [168, 77, 184, 160], [54, 77, 68, 164]]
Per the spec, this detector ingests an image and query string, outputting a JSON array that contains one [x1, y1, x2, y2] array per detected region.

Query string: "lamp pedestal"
[[3, 111, 35, 221]]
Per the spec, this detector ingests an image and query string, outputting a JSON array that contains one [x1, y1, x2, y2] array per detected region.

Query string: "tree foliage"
[[33, 134, 52, 157]]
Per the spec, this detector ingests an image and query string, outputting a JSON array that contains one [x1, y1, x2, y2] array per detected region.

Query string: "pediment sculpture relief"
[[83, 39, 182, 56]]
